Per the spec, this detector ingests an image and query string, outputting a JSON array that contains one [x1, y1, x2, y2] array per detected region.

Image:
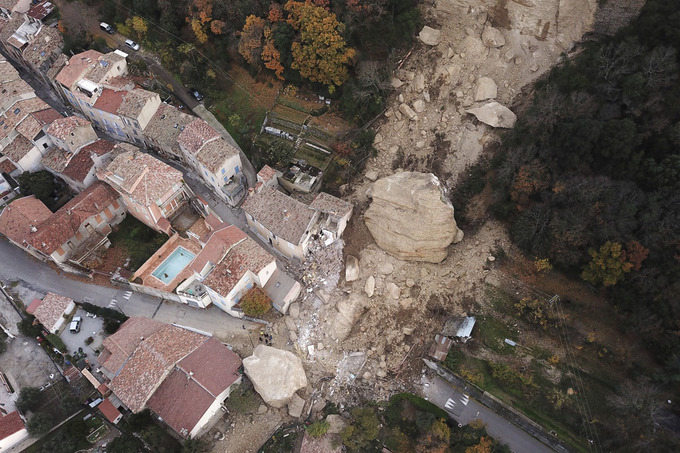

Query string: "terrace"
[[280, 160, 323, 193]]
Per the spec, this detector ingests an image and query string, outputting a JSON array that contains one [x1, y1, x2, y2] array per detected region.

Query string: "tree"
[[17, 387, 42, 413], [238, 15, 266, 64], [27, 412, 53, 436], [60, 394, 81, 415], [626, 240, 649, 271], [182, 437, 210, 453], [581, 241, 633, 287], [17, 316, 41, 337], [342, 407, 380, 451], [107, 433, 145, 453], [285, 0, 356, 90], [18, 170, 54, 200], [265, 140, 294, 166], [239, 287, 271, 317], [465, 436, 493, 453]]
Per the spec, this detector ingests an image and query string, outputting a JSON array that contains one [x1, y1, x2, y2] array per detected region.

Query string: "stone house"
[[45, 115, 97, 153], [97, 145, 191, 234], [178, 118, 245, 206], [99, 317, 242, 439], [309, 192, 353, 245], [59, 138, 115, 192], [0, 182, 125, 270], [142, 102, 194, 162], [17, 21, 62, 88], [25, 292, 76, 334]]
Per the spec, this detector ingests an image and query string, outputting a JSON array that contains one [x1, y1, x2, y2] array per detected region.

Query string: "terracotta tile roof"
[[25, 298, 42, 314], [0, 411, 25, 441], [188, 224, 247, 276], [1, 134, 33, 162], [32, 292, 73, 332], [41, 147, 74, 172], [195, 138, 239, 174], [0, 79, 33, 106], [46, 115, 91, 141], [242, 188, 317, 245], [15, 114, 42, 140], [177, 337, 242, 396], [117, 89, 157, 119], [55, 50, 103, 89], [101, 317, 165, 376], [177, 118, 220, 155], [109, 324, 207, 413], [0, 157, 16, 173], [0, 1, 20, 11], [146, 368, 215, 437], [102, 149, 183, 207], [12, 96, 50, 115], [28, 182, 121, 255], [257, 165, 277, 183], [0, 13, 23, 46], [31, 107, 62, 125], [310, 192, 353, 218], [27, 1, 56, 21], [98, 398, 121, 423], [146, 337, 241, 437], [203, 236, 274, 297], [0, 196, 51, 246], [21, 26, 62, 67], [62, 139, 114, 183], [84, 51, 126, 85], [93, 88, 124, 114], [143, 103, 193, 149], [0, 59, 20, 82]]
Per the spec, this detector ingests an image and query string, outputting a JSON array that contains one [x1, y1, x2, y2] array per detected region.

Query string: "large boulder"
[[364, 172, 463, 263], [330, 294, 365, 340], [243, 345, 308, 408], [418, 26, 441, 46], [466, 102, 517, 128]]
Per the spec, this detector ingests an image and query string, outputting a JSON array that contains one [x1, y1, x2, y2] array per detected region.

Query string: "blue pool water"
[[152, 247, 196, 284]]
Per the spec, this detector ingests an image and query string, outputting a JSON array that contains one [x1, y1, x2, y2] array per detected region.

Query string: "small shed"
[[428, 334, 453, 362], [441, 316, 476, 343], [98, 398, 123, 424]]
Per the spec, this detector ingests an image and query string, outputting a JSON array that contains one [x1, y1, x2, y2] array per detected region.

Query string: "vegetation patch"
[[108, 215, 168, 271]]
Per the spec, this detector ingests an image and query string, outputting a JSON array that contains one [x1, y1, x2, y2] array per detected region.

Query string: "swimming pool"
[[152, 246, 196, 284]]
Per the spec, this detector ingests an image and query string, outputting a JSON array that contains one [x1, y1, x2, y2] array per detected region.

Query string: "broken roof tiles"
[[242, 188, 316, 245]]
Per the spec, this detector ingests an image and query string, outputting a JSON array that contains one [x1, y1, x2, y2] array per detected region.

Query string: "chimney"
[[283, 209, 290, 218], [30, 225, 37, 233]]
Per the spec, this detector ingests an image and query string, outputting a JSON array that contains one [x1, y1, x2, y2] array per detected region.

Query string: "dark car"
[[189, 88, 203, 101], [99, 22, 114, 34]]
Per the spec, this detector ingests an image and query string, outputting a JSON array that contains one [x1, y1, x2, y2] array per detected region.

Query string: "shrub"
[[514, 297, 558, 330], [60, 394, 81, 415], [342, 407, 380, 451], [104, 319, 121, 334], [306, 420, 330, 438], [27, 412, 53, 436], [82, 302, 128, 322], [46, 334, 66, 353], [239, 287, 272, 317], [18, 317, 41, 337]]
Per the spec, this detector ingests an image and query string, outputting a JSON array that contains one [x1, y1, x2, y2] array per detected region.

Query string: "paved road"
[[0, 238, 259, 342], [422, 374, 555, 453]]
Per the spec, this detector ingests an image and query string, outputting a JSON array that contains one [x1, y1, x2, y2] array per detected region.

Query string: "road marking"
[[445, 398, 456, 410], [108, 299, 117, 309], [123, 291, 132, 300], [461, 395, 469, 406]]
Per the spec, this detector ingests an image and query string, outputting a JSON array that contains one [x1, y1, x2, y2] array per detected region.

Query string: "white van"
[[125, 39, 140, 51], [69, 316, 81, 333]]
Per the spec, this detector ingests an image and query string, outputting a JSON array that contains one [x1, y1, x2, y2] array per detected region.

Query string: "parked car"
[[99, 22, 114, 34], [70, 316, 82, 333], [189, 88, 203, 101], [125, 39, 140, 51]]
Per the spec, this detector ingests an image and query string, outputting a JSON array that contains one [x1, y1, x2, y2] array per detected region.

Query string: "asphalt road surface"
[[422, 374, 555, 453]]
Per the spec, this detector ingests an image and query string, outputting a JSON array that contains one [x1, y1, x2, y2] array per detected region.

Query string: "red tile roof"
[[55, 50, 103, 89], [32, 292, 73, 332], [46, 115, 91, 142], [26, 0, 55, 20], [0, 411, 25, 441], [1, 135, 33, 163], [93, 88, 124, 114], [101, 317, 165, 376], [257, 165, 277, 183], [109, 325, 207, 413], [146, 337, 241, 437], [177, 337, 242, 396], [98, 398, 121, 424], [31, 108, 62, 126], [203, 237, 275, 297], [0, 196, 52, 247], [0, 157, 16, 173], [81, 138, 115, 157], [310, 192, 353, 218], [29, 182, 120, 255], [61, 149, 94, 183], [26, 298, 42, 314], [177, 118, 220, 155], [189, 224, 247, 276], [242, 188, 317, 245]]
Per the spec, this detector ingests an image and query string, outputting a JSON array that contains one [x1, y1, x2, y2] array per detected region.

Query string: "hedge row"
[[82, 302, 128, 322]]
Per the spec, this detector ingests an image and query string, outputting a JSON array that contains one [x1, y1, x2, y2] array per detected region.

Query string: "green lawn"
[[294, 143, 333, 170], [86, 424, 109, 443]]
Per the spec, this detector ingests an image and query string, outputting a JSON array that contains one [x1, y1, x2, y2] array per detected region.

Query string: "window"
[[13, 108, 19, 115], [67, 240, 74, 249], [221, 168, 226, 175], [235, 166, 240, 174]]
